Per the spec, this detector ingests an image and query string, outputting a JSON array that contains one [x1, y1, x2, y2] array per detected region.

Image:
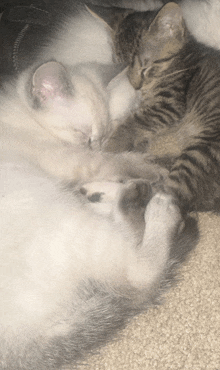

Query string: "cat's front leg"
[[82, 180, 185, 290], [126, 193, 184, 289]]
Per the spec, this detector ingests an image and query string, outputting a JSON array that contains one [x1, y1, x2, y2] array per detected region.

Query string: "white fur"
[[0, 159, 174, 335], [42, 9, 114, 67], [0, 161, 133, 331], [0, 2, 172, 330], [107, 67, 140, 128], [0, 3, 186, 368], [181, 0, 220, 49]]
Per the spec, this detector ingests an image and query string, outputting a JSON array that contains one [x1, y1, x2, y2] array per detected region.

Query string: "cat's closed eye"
[[141, 67, 149, 79], [141, 63, 159, 80]]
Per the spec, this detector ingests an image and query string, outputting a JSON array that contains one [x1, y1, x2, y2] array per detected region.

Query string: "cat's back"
[[178, 40, 220, 111]]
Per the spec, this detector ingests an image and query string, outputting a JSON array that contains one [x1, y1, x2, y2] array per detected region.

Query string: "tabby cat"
[[104, 2, 220, 213]]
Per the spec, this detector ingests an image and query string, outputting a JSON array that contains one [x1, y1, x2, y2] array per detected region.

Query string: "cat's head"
[[127, 3, 187, 89], [20, 61, 110, 148], [87, 3, 187, 91]]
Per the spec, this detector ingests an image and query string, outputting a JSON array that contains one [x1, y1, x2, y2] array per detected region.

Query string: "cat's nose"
[[127, 69, 143, 90]]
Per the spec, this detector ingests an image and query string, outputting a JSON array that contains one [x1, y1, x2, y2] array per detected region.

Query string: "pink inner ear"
[[32, 61, 70, 103]]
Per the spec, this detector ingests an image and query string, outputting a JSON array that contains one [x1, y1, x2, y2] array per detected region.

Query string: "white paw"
[[129, 193, 184, 288], [80, 181, 124, 204], [80, 181, 126, 216], [81, 181, 127, 217], [145, 193, 183, 234]]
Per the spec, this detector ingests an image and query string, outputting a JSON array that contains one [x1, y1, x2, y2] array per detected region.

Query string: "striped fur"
[[105, 2, 220, 212]]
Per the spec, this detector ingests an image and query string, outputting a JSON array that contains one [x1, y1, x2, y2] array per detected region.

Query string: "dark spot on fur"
[[80, 187, 87, 195], [88, 192, 104, 203]]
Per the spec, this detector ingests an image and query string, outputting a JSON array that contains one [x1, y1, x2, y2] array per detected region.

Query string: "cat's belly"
[[147, 111, 203, 158], [0, 160, 141, 333]]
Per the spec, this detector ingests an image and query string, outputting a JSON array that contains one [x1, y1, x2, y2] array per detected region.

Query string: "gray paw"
[[118, 179, 152, 215]]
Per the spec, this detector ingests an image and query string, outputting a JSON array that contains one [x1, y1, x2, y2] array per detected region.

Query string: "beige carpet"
[[72, 212, 219, 370]]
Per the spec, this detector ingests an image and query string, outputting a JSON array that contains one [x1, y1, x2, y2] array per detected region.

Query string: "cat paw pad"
[[80, 187, 104, 203], [80, 181, 124, 204]]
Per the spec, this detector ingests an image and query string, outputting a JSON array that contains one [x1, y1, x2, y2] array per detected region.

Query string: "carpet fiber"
[[73, 212, 219, 370]]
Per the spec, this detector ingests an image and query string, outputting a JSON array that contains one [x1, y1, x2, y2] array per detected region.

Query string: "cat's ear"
[[85, 4, 131, 31], [31, 61, 72, 106], [148, 2, 186, 52], [85, 4, 113, 31]]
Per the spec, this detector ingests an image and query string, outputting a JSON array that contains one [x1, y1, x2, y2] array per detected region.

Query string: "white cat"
[[0, 1, 198, 369]]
